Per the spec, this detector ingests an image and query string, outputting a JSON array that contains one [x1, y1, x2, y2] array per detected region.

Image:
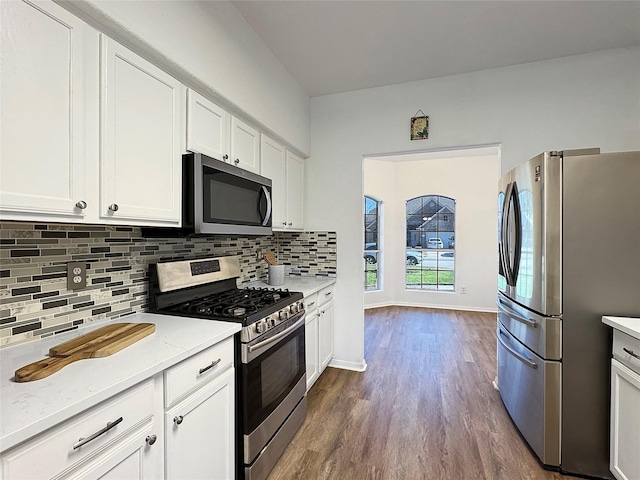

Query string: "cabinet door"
[[66, 426, 160, 480], [101, 36, 184, 225], [305, 311, 320, 391], [610, 359, 640, 480], [285, 151, 304, 230], [260, 135, 287, 229], [319, 301, 334, 370], [165, 368, 234, 480], [230, 117, 260, 173], [0, 0, 97, 220], [186, 90, 230, 162]]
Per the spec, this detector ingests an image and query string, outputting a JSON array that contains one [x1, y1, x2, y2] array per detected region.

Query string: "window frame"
[[364, 195, 382, 291], [405, 194, 456, 291]]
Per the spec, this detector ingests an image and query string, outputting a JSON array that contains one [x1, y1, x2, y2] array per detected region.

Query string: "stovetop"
[[166, 286, 302, 322], [149, 256, 305, 343]]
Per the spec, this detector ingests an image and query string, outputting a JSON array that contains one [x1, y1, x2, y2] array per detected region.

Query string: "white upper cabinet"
[[100, 36, 184, 225], [286, 151, 304, 230], [186, 90, 230, 162], [0, 0, 98, 220], [0, 1, 184, 227], [230, 117, 260, 173], [260, 135, 287, 228], [260, 135, 304, 231], [187, 89, 259, 173]]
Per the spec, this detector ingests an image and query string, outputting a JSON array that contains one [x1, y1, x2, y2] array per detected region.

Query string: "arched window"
[[364, 196, 382, 291], [406, 195, 455, 290]]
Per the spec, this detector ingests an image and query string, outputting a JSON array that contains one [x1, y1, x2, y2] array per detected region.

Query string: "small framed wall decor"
[[410, 110, 429, 140]]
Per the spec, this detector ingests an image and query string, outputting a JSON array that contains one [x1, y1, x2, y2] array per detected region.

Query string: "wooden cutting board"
[[14, 323, 155, 383]]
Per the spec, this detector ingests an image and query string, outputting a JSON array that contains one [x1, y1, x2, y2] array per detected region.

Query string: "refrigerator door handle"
[[497, 298, 538, 328], [500, 182, 514, 286], [510, 181, 523, 286], [498, 329, 538, 369]]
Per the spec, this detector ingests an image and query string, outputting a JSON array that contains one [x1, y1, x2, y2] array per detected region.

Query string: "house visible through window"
[[364, 196, 381, 291], [406, 195, 455, 290]]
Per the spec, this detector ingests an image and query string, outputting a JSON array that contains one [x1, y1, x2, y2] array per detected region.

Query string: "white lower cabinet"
[[319, 300, 335, 370], [305, 309, 320, 391], [164, 368, 234, 480], [303, 284, 334, 391], [0, 380, 161, 480], [0, 339, 236, 480], [610, 329, 640, 480]]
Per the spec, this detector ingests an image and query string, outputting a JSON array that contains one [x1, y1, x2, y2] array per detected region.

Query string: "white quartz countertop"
[[247, 276, 336, 297], [0, 313, 240, 452], [602, 316, 640, 341]]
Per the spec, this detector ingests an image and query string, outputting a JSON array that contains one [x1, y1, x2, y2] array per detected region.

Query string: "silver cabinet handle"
[[497, 299, 537, 328], [75, 200, 87, 209], [223, 154, 229, 161], [108, 203, 119, 212], [198, 358, 221, 375], [73, 417, 123, 450], [325, 292, 332, 297], [282, 222, 287, 226], [146, 434, 157, 446], [498, 330, 537, 369], [173, 415, 184, 425], [288, 222, 293, 226], [623, 347, 640, 360], [307, 301, 315, 307], [234, 158, 240, 165]]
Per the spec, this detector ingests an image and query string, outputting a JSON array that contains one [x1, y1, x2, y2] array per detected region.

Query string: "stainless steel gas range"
[[149, 255, 306, 480]]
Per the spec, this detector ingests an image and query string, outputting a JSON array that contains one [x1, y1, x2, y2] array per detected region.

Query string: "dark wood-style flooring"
[[268, 306, 570, 480]]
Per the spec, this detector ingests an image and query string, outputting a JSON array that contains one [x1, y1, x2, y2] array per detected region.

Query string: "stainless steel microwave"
[[172, 152, 273, 236]]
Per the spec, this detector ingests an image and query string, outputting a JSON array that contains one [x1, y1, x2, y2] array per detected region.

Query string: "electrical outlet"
[[67, 262, 86, 290], [460, 285, 467, 294]]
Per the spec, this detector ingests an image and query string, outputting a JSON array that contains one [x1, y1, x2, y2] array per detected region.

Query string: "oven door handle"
[[248, 315, 305, 353]]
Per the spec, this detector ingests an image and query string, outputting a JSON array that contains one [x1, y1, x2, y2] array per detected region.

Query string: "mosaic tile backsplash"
[[0, 222, 337, 348]]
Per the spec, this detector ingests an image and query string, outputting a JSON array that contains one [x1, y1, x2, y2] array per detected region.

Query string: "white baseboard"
[[365, 301, 497, 314], [327, 358, 367, 372]]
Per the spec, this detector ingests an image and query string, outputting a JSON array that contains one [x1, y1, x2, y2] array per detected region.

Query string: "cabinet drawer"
[[1, 379, 154, 479], [613, 330, 640, 376], [303, 292, 318, 313], [317, 285, 334, 307], [164, 337, 234, 407]]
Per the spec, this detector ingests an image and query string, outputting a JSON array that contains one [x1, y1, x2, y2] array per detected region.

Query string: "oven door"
[[240, 313, 306, 464]]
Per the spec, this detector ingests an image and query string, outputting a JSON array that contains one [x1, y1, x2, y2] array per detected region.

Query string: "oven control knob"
[[279, 309, 289, 321], [255, 320, 268, 333], [268, 316, 277, 327]]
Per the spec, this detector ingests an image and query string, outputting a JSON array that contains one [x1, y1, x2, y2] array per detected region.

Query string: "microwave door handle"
[[260, 186, 272, 226]]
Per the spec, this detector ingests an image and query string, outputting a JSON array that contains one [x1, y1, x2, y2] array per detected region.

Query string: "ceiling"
[[231, 1, 640, 97]]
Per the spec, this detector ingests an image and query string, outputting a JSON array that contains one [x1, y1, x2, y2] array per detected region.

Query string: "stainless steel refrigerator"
[[496, 148, 640, 479]]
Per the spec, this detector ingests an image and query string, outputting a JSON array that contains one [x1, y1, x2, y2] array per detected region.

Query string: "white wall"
[[364, 153, 499, 312], [306, 47, 640, 370], [59, 0, 310, 155]]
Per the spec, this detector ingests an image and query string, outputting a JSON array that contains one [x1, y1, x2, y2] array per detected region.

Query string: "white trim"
[[327, 358, 367, 372], [364, 302, 498, 314]]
